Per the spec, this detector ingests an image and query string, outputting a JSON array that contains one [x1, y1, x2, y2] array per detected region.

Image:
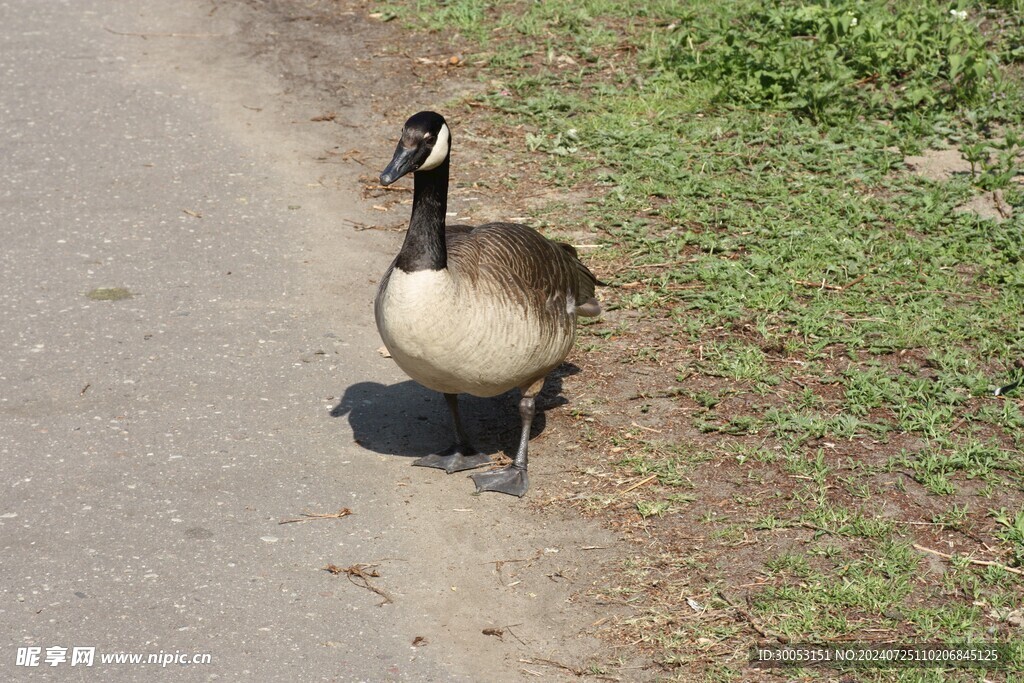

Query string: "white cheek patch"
[[418, 123, 450, 171]]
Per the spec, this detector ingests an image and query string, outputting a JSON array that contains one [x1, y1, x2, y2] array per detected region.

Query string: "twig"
[[793, 273, 867, 292], [351, 221, 405, 232], [483, 623, 525, 645], [339, 149, 366, 165], [504, 624, 527, 646], [716, 591, 787, 642], [324, 563, 394, 605], [909, 289, 987, 300], [839, 274, 864, 290], [518, 658, 583, 675], [362, 182, 412, 193], [484, 557, 531, 568], [486, 552, 540, 585], [794, 279, 841, 291], [627, 386, 688, 401], [993, 190, 1012, 219], [890, 520, 946, 527], [80, 383, 91, 396], [614, 473, 655, 493], [104, 26, 224, 38], [912, 544, 1024, 576], [518, 657, 619, 681], [279, 507, 352, 524]]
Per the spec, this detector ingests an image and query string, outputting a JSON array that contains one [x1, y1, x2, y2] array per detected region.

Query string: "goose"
[[374, 111, 601, 497]]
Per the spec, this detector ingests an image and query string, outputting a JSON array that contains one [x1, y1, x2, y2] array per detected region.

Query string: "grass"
[[369, 0, 1024, 679]]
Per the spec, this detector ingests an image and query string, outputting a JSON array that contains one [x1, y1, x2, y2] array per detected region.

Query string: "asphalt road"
[[1, 1, 617, 680]]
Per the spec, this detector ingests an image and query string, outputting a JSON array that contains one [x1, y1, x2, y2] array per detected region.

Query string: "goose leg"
[[470, 392, 534, 497], [414, 393, 491, 473]]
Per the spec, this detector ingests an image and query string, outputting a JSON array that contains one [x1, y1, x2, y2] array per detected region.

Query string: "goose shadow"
[[330, 363, 580, 459]]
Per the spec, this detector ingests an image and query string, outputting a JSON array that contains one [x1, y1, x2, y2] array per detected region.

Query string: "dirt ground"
[[190, 0, 657, 679]]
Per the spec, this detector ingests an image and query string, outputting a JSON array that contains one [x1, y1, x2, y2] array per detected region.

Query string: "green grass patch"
[[662, 1, 1013, 125]]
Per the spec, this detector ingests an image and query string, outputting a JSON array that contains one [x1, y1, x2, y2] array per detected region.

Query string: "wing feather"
[[446, 222, 601, 319]]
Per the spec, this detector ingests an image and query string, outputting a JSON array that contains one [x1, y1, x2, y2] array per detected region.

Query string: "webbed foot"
[[413, 446, 491, 474], [470, 465, 529, 497]]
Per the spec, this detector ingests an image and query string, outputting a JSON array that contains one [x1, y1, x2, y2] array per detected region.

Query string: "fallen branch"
[[912, 544, 1024, 576]]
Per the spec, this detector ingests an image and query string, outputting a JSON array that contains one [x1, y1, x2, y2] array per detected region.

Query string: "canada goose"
[[373, 112, 601, 497]]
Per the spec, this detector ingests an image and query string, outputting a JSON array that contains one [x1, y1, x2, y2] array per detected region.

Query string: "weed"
[[636, 500, 671, 518], [699, 341, 779, 386], [989, 507, 1024, 566], [932, 503, 971, 530]]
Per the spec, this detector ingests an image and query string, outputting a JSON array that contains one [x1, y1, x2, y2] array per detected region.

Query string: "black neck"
[[395, 158, 449, 272]]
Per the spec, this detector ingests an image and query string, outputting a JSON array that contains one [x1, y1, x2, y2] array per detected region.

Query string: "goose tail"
[[555, 242, 603, 317]]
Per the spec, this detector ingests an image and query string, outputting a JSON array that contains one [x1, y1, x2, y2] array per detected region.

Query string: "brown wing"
[[446, 222, 601, 318]]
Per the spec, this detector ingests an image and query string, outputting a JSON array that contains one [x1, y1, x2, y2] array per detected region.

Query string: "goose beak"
[[379, 143, 419, 186]]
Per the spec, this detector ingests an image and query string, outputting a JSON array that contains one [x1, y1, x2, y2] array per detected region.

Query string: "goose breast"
[[375, 225, 579, 397]]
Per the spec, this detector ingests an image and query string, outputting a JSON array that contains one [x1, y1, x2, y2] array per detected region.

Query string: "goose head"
[[379, 111, 451, 186]]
